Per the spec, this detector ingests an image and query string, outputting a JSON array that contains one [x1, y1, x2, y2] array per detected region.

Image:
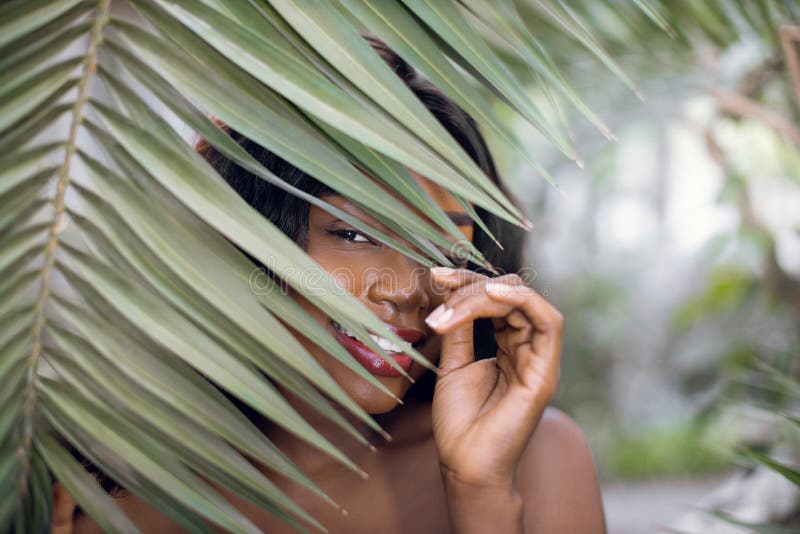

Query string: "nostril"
[[369, 287, 428, 313]]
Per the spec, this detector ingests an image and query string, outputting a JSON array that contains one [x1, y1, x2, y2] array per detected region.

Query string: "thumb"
[[437, 314, 474, 377]]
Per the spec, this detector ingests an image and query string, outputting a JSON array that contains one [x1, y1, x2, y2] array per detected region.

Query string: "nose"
[[366, 255, 430, 314]]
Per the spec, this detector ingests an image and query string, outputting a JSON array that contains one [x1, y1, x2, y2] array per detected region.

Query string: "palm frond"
[[0, 0, 684, 531]]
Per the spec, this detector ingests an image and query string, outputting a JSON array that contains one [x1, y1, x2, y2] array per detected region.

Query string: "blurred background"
[[480, 2, 800, 533]]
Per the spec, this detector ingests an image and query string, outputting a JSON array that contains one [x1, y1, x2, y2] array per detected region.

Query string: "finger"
[[427, 296, 516, 333], [428, 267, 487, 293], [51, 482, 76, 534], [437, 313, 475, 377], [428, 284, 561, 380], [484, 283, 563, 365], [433, 272, 527, 310]]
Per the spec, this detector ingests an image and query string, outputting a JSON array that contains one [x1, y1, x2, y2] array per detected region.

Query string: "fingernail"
[[426, 304, 446, 325], [430, 266, 455, 276], [485, 282, 508, 295], [427, 307, 454, 328]]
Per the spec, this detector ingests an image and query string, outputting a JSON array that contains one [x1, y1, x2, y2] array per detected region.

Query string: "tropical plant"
[[0, 0, 728, 532]]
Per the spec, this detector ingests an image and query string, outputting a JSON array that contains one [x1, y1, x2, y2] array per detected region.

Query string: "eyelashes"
[[327, 225, 468, 265], [326, 226, 373, 244]]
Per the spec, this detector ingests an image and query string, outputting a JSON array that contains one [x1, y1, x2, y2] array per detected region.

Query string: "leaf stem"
[[15, 0, 111, 509]]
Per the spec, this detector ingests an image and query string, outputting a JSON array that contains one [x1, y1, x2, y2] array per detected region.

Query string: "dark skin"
[[53, 171, 606, 533]]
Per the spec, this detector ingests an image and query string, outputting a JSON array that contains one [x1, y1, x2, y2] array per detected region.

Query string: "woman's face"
[[286, 170, 474, 414]]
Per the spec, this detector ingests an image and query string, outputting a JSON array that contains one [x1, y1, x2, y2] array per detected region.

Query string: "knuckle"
[[498, 273, 524, 286], [549, 309, 564, 329]]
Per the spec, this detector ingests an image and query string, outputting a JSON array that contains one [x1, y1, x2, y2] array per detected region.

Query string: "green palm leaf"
[[0, 0, 690, 531]]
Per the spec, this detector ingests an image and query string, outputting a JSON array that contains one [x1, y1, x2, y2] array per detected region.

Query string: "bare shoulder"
[[516, 407, 607, 534], [524, 407, 594, 459]]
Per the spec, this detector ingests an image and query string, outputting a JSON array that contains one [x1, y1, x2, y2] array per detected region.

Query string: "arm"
[[440, 464, 524, 534]]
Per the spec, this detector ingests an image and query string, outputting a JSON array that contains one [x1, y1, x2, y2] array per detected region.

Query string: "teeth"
[[332, 321, 408, 353], [370, 334, 404, 353], [332, 321, 359, 339]]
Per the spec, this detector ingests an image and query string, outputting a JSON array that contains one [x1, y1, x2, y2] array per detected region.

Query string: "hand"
[[427, 268, 563, 489]]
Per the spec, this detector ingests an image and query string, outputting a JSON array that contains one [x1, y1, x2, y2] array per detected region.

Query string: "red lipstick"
[[331, 322, 426, 377]]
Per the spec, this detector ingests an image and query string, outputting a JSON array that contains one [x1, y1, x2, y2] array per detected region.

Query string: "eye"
[[441, 252, 468, 266], [448, 257, 468, 267], [330, 228, 372, 243]]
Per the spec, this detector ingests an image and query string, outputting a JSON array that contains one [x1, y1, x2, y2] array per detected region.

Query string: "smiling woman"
[[53, 36, 606, 534]]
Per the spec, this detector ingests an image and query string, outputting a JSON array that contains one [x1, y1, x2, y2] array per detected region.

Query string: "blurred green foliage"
[[603, 419, 732, 480]]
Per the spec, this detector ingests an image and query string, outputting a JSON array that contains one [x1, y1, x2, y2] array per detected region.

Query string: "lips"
[[330, 321, 427, 377]]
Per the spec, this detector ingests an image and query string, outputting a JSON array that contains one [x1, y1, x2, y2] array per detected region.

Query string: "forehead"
[[405, 168, 465, 214], [322, 169, 474, 241], [371, 167, 474, 240]]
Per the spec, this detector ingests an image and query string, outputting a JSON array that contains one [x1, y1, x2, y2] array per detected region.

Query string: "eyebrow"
[[446, 211, 473, 227]]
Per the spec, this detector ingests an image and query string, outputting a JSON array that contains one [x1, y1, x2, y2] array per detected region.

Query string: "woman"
[[53, 37, 606, 533]]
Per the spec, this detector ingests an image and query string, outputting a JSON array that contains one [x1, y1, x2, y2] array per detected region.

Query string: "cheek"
[[288, 289, 329, 329], [326, 266, 360, 296]]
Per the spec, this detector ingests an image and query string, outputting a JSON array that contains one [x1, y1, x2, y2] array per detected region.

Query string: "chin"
[[364, 397, 402, 415], [345, 377, 408, 415]]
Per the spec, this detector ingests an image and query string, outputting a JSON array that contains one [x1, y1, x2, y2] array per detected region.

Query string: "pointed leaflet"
[[0, 2, 90, 72], [0, 198, 48, 239], [43, 347, 320, 532], [0, 142, 62, 192], [47, 296, 333, 508], [58, 244, 366, 476], [0, 224, 47, 273], [0, 168, 56, 230], [139, 0, 526, 226], [740, 448, 800, 486], [109, 10, 517, 250], [310, 116, 494, 268], [401, 0, 574, 159], [194, 0, 528, 221], [339, 0, 557, 184], [105, 22, 459, 268], [530, 0, 642, 97], [78, 129, 389, 420], [0, 25, 87, 93], [0, 0, 87, 50], [630, 0, 676, 38], [208, 0, 503, 257], [39, 379, 263, 534], [0, 102, 71, 154], [87, 99, 434, 380], [94, 60, 439, 268], [76, 132, 404, 408], [268, 0, 523, 216], [54, 244, 366, 476], [66, 194, 378, 448], [36, 434, 141, 534], [75, 145, 410, 414], [460, 0, 614, 140], [0, 60, 79, 133], [42, 403, 218, 533]]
